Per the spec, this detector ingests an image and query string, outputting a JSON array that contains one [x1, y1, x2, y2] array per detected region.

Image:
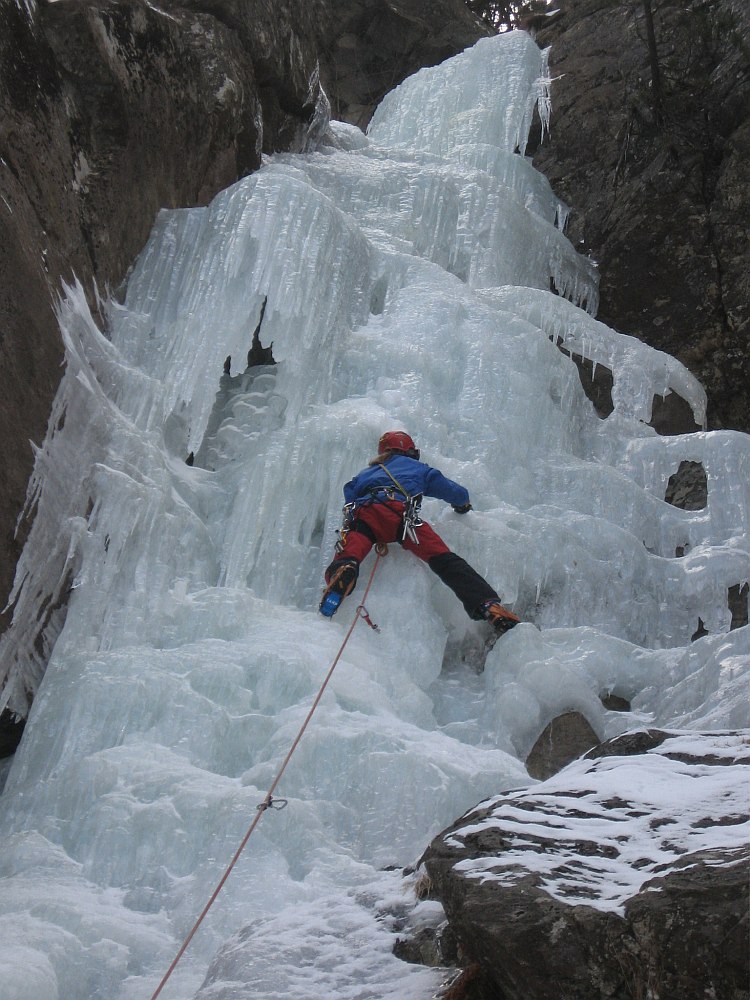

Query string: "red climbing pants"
[[325, 501, 499, 620], [336, 501, 450, 562]]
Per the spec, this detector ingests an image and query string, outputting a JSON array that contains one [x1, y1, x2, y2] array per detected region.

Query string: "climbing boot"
[[319, 559, 359, 618], [481, 600, 521, 635]]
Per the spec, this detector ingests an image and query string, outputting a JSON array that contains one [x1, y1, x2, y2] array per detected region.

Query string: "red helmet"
[[378, 430, 419, 459]]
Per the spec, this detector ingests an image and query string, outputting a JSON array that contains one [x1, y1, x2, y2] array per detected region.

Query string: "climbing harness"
[[334, 463, 423, 555], [148, 553, 384, 1000], [377, 463, 423, 544]]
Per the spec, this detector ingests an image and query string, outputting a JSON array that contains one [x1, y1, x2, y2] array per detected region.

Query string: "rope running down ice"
[[148, 551, 385, 1000]]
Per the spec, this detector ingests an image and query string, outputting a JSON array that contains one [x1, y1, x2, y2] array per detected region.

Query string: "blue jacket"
[[343, 455, 470, 508]]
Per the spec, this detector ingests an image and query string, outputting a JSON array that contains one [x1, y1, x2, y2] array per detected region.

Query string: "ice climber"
[[320, 431, 521, 635]]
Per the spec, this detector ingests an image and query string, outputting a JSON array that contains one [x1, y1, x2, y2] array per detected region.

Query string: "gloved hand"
[[452, 502, 472, 514]]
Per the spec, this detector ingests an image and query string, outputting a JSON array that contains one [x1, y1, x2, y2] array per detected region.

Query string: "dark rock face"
[[165, 0, 333, 152], [0, 0, 265, 634], [525, 710, 600, 780], [624, 849, 750, 1000], [422, 730, 750, 1000], [665, 460, 708, 511], [0, 709, 24, 758], [533, 0, 750, 435], [648, 390, 703, 436], [318, 0, 490, 127], [0, 1, 71, 633], [555, 344, 615, 419], [0, 0, 486, 668], [728, 582, 749, 630]]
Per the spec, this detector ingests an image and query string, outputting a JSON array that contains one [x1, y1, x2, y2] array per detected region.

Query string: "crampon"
[[319, 560, 358, 618], [481, 600, 521, 649]]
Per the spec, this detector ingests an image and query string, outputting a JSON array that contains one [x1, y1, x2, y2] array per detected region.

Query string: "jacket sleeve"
[[343, 476, 358, 504], [423, 466, 470, 507]]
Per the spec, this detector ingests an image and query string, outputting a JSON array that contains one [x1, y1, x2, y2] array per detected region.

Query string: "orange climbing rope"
[[148, 551, 385, 1000]]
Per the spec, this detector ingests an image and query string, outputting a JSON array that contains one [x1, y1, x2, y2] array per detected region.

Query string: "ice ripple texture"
[[0, 29, 748, 1000]]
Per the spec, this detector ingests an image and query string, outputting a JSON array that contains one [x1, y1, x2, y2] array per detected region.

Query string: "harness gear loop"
[[375, 542, 389, 557], [334, 502, 357, 554], [377, 464, 423, 545], [401, 495, 423, 544], [148, 552, 384, 1000]]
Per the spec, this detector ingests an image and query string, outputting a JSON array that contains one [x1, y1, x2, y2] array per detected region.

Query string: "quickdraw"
[[357, 604, 381, 632]]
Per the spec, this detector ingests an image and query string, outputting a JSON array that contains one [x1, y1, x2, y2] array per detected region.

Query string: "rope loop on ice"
[[256, 796, 288, 812], [148, 551, 384, 1000]]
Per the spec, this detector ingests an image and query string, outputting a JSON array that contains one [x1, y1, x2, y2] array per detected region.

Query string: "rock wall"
[[318, 0, 491, 126], [421, 730, 750, 1000], [532, 0, 750, 434], [0, 0, 484, 657], [0, 0, 279, 639], [5, 0, 747, 699]]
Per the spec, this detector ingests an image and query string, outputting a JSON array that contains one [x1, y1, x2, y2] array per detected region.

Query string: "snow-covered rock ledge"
[[421, 729, 750, 1000]]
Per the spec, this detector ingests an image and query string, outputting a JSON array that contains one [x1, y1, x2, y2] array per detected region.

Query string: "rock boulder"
[[422, 730, 750, 1000]]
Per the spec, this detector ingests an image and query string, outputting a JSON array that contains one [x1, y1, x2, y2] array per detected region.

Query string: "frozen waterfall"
[[0, 30, 748, 1000]]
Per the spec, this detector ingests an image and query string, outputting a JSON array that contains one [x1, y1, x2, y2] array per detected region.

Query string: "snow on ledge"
[[445, 730, 750, 914]]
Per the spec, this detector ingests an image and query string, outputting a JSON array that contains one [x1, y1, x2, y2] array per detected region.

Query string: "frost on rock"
[[0, 30, 748, 1000], [422, 731, 749, 999], [437, 731, 749, 913]]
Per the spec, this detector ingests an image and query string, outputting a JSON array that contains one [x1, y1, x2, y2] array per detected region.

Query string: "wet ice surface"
[[0, 30, 748, 1000]]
